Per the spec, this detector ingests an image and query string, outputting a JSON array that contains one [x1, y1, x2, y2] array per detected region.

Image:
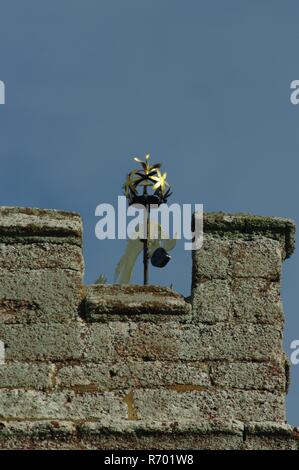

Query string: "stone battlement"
[[0, 207, 297, 449]]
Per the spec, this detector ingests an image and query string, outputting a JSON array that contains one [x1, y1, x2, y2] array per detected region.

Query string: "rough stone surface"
[[133, 389, 285, 422], [0, 419, 244, 450], [77, 419, 245, 450], [0, 390, 127, 420], [192, 235, 231, 281], [110, 321, 282, 362], [0, 420, 77, 450], [231, 278, 283, 324], [243, 434, 297, 450], [192, 280, 230, 323], [81, 323, 119, 361], [56, 361, 211, 391], [0, 363, 55, 390], [184, 321, 282, 362], [210, 361, 286, 392], [0, 323, 84, 361], [0, 269, 83, 323], [243, 422, 299, 450], [0, 243, 83, 271], [193, 212, 296, 259], [193, 235, 283, 284], [0, 206, 82, 245], [0, 208, 296, 450], [231, 238, 282, 280], [193, 279, 284, 325], [0, 419, 297, 450], [85, 284, 191, 320]]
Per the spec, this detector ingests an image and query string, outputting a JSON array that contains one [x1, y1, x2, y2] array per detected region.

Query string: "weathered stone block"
[[77, 419, 244, 450], [244, 434, 297, 450], [85, 284, 191, 320], [81, 323, 119, 361], [134, 389, 285, 422], [112, 321, 179, 361], [192, 235, 231, 282], [0, 209, 294, 449], [0, 319, 281, 366], [56, 361, 211, 391], [0, 207, 83, 324], [0, 207, 82, 246], [193, 212, 295, 260], [65, 392, 127, 420], [0, 269, 83, 322], [0, 363, 54, 390], [210, 361, 286, 392], [0, 243, 83, 271], [0, 420, 76, 450], [0, 323, 84, 361], [111, 321, 282, 362], [231, 278, 283, 324], [192, 280, 230, 322], [243, 422, 298, 450], [0, 419, 296, 450], [56, 364, 114, 391], [231, 237, 282, 279], [0, 419, 244, 450], [0, 390, 126, 420], [180, 323, 282, 361]]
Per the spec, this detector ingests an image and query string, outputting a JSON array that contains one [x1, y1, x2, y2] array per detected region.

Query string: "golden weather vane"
[[122, 154, 172, 285]]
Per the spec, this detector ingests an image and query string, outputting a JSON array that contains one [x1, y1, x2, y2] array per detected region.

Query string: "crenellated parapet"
[[0, 207, 297, 450]]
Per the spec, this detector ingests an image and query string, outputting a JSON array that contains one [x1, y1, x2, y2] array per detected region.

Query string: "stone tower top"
[[0, 207, 297, 450]]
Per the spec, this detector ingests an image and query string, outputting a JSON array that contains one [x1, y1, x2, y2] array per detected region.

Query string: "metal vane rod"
[[143, 199, 150, 285], [142, 185, 149, 285]]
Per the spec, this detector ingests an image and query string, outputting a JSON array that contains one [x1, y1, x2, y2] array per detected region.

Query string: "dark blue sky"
[[0, 0, 299, 424]]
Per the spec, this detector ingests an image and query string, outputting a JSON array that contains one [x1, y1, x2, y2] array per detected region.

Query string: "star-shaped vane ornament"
[[123, 154, 172, 206]]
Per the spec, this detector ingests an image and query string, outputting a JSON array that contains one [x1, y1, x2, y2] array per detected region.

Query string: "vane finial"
[[123, 154, 172, 206]]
